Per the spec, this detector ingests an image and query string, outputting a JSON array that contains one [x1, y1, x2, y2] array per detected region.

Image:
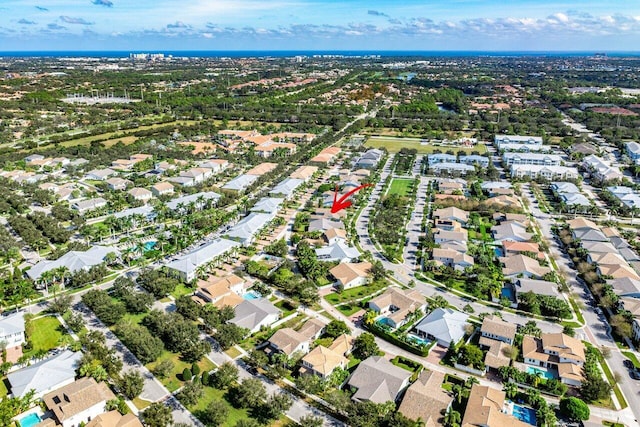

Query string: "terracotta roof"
[[324, 228, 347, 241], [329, 262, 372, 286], [268, 328, 309, 356], [502, 241, 544, 259], [481, 315, 516, 341], [462, 384, 530, 427], [541, 333, 585, 362], [290, 165, 318, 180], [398, 370, 451, 424], [567, 217, 599, 231], [500, 254, 551, 278], [43, 378, 115, 422], [246, 162, 278, 176], [328, 334, 353, 355], [481, 339, 512, 369], [598, 264, 640, 280], [86, 411, 143, 427], [302, 345, 348, 376], [433, 206, 469, 222]]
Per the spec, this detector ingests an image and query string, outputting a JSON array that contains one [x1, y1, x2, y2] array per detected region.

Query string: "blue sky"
[[0, 1, 639, 51]]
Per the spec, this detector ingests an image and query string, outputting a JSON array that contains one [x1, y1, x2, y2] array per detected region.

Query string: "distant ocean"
[[1, 50, 640, 58]]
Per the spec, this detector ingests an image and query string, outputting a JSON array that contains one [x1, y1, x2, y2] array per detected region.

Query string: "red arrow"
[[331, 184, 374, 213]]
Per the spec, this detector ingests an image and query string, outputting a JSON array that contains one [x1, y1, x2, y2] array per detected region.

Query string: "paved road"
[[73, 302, 203, 425], [521, 184, 640, 425]]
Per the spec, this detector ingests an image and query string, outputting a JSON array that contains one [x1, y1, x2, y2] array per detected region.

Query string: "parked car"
[[623, 359, 634, 370], [630, 370, 640, 380]]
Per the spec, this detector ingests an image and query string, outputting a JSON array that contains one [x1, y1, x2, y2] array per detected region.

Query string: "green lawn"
[[324, 281, 388, 305], [25, 316, 67, 356], [336, 303, 363, 316], [189, 386, 250, 427], [146, 352, 216, 392], [388, 179, 414, 197], [365, 136, 487, 154], [0, 378, 8, 398], [171, 283, 195, 299], [274, 300, 297, 317]]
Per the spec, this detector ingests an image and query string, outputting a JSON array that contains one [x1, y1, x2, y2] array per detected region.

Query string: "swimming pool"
[[19, 413, 42, 427], [243, 290, 261, 300], [143, 241, 157, 251], [376, 317, 395, 328], [407, 334, 431, 347], [501, 286, 515, 300], [512, 403, 537, 426], [494, 247, 504, 257], [526, 365, 555, 380]]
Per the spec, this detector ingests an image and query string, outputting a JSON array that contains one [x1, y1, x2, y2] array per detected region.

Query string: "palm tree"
[[464, 376, 479, 389], [444, 408, 461, 427], [536, 404, 557, 427], [503, 382, 518, 400], [451, 384, 464, 405]]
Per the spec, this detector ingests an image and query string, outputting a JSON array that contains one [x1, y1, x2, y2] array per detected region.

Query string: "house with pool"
[[368, 287, 426, 330], [522, 332, 586, 387], [462, 384, 534, 427]]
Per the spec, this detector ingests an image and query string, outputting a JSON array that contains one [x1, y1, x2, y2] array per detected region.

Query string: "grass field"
[[365, 135, 487, 155], [25, 316, 67, 355], [146, 352, 216, 392], [388, 179, 414, 197]]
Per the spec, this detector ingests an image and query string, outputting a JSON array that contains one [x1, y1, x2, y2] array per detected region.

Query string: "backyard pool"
[[376, 317, 395, 328], [407, 334, 431, 346], [243, 290, 261, 300], [143, 241, 157, 251], [511, 403, 537, 426], [501, 286, 515, 300], [526, 365, 555, 380], [19, 413, 42, 427], [494, 247, 504, 257]]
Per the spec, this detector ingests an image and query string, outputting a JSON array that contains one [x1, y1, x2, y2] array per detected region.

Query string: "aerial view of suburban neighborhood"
[[6, 18, 640, 427]]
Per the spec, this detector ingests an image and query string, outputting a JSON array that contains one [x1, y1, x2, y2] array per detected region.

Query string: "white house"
[[0, 311, 25, 363], [8, 350, 82, 398], [230, 298, 281, 334], [42, 377, 116, 427]]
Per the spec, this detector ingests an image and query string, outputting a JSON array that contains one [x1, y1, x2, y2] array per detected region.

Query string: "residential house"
[[250, 197, 283, 215], [85, 168, 115, 181], [567, 217, 599, 231], [582, 155, 624, 182], [431, 248, 474, 271], [626, 141, 640, 163], [86, 411, 142, 427], [165, 238, 240, 282], [290, 165, 318, 181], [222, 174, 259, 192], [434, 219, 462, 232], [308, 217, 345, 233], [301, 334, 352, 378], [151, 182, 174, 197], [127, 187, 153, 203], [72, 197, 107, 214], [434, 230, 468, 245], [230, 298, 281, 334], [598, 263, 640, 280], [8, 350, 81, 398], [413, 308, 469, 347], [500, 254, 551, 279], [502, 152, 562, 166], [432, 207, 469, 225], [246, 162, 278, 176], [431, 162, 475, 175], [479, 316, 517, 371], [199, 159, 229, 173], [255, 141, 297, 158], [166, 191, 221, 212], [310, 147, 341, 164], [105, 177, 131, 191], [510, 164, 579, 180], [269, 178, 304, 199], [368, 287, 426, 329], [398, 370, 452, 426], [428, 153, 457, 165], [0, 311, 25, 363], [323, 228, 347, 246], [354, 149, 383, 169], [495, 134, 543, 149], [502, 241, 544, 260], [492, 221, 532, 242], [267, 319, 326, 358], [195, 274, 246, 308], [226, 212, 275, 246], [329, 262, 372, 289], [587, 252, 627, 266], [522, 332, 586, 386], [499, 143, 553, 153], [486, 194, 521, 208], [347, 356, 412, 403], [512, 278, 560, 298], [572, 228, 609, 242], [41, 377, 116, 427], [27, 246, 120, 282], [315, 241, 360, 263], [459, 155, 490, 167], [581, 241, 618, 255], [461, 384, 531, 427]]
